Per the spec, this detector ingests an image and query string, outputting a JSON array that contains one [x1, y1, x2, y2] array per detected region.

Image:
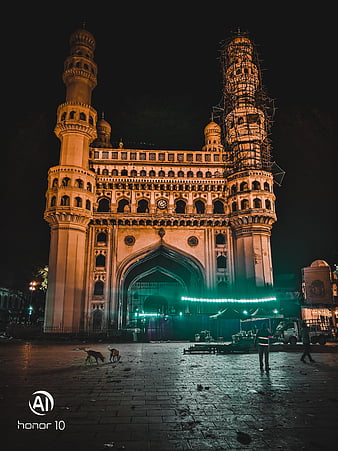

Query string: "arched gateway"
[[115, 244, 205, 330]]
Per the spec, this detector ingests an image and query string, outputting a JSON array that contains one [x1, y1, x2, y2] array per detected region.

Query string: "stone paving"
[[1, 341, 338, 450]]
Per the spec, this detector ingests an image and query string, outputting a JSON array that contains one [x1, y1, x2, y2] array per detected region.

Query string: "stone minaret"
[[223, 33, 277, 296], [44, 27, 98, 332]]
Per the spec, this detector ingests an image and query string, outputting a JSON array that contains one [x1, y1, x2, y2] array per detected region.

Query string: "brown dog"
[[109, 348, 121, 363], [84, 350, 105, 365]]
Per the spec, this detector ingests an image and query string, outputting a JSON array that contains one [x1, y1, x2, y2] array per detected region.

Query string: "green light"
[[137, 313, 161, 318], [273, 309, 279, 314], [243, 310, 249, 315], [181, 296, 277, 303]]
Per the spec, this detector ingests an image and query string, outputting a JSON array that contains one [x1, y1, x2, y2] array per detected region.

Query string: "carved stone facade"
[[44, 29, 277, 335]]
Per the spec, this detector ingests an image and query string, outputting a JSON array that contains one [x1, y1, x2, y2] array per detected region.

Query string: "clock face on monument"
[[157, 199, 167, 210]]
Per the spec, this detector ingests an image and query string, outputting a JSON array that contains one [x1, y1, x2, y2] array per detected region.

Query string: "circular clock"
[[157, 199, 167, 210]]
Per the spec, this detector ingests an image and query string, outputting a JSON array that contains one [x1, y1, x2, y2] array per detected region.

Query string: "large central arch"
[[115, 243, 205, 329]]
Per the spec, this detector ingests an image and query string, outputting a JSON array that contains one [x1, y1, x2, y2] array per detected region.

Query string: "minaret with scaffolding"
[[222, 32, 277, 296]]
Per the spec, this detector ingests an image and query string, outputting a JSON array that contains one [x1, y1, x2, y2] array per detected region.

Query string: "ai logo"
[[28, 390, 54, 416]]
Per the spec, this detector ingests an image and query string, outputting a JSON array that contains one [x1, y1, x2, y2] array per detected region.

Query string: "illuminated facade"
[[44, 28, 277, 335]]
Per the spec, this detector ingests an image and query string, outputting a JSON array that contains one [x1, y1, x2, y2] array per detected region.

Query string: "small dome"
[[97, 117, 111, 133], [70, 27, 96, 50], [204, 121, 221, 134], [310, 260, 330, 268]]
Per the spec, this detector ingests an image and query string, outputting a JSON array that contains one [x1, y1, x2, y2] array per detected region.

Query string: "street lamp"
[[28, 281, 38, 324]]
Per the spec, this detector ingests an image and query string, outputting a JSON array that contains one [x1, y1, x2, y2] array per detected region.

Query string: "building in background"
[[302, 260, 338, 327], [43, 28, 278, 337]]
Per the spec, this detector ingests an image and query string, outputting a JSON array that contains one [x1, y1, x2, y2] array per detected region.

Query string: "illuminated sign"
[[181, 296, 277, 303]]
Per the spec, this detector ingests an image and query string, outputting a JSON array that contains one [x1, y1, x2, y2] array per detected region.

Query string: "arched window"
[[131, 170, 137, 177], [241, 199, 249, 210], [117, 198, 130, 212], [140, 170, 147, 176], [112, 169, 118, 176], [89, 116, 94, 125], [168, 170, 175, 177], [217, 255, 227, 269], [74, 197, 82, 207], [52, 178, 58, 188], [94, 281, 104, 296], [69, 111, 76, 119], [237, 116, 244, 124], [215, 233, 226, 245], [79, 112, 86, 121], [195, 200, 205, 214], [95, 254, 106, 267], [265, 199, 271, 210], [252, 181, 260, 190], [158, 170, 165, 177], [175, 199, 186, 214], [75, 178, 84, 188], [86, 200, 91, 210], [213, 200, 225, 214], [87, 182, 92, 192], [196, 171, 203, 178], [97, 232, 107, 243], [61, 112, 66, 121], [178, 171, 184, 177], [50, 196, 56, 207], [232, 201, 237, 212], [102, 169, 109, 175], [121, 169, 128, 176], [61, 177, 71, 187], [231, 184, 237, 194], [253, 198, 262, 208], [187, 171, 193, 178], [264, 182, 270, 191], [240, 181, 248, 191], [97, 198, 110, 212], [205, 171, 212, 178], [137, 199, 149, 213], [60, 195, 70, 206]]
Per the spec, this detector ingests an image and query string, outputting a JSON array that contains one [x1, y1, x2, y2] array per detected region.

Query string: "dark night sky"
[[2, 4, 337, 291]]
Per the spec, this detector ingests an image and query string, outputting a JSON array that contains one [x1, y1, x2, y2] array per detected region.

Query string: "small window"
[[232, 201, 237, 212], [75, 178, 84, 188], [187, 171, 193, 178], [97, 198, 110, 212], [196, 154, 202, 162], [131, 170, 137, 177], [117, 198, 129, 212], [206, 171, 212, 178], [187, 154, 193, 161], [178, 171, 184, 177], [102, 151, 109, 159], [121, 152, 127, 160], [130, 152, 136, 160], [241, 199, 249, 210], [264, 182, 270, 191], [216, 233, 226, 245], [195, 200, 205, 214], [50, 196, 56, 207], [168, 153, 174, 162], [62, 177, 71, 187], [137, 199, 149, 213], [213, 200, 225, 214], [140, 170, 146, 176], [75, 197, 82, 207], [94, 281, 104, 296], [217, 255, 227, 269], [265, 199, 271, 209], [60, 195, 70, 206], [253, 198, 262, 208], [159, 153, 165, 161], [149, 153, 156, 161], [97, 232, 107, 243], [196, 171, 203, 178], [205, 154, 211, 162], [175, 199, 186, 214], [87, 182, 92, 192], [96, 254, 106, 267], [86, 200, 91, 210], [52, 178, 58, 188], [79, 112, 86, 121], [177, 154, 184, 162], [149, 170, 156, 177], [240, 181, 248, 191], [121, 169, 128, 176], [231, 184, 237, 194], [252, 181, 260, 190], [168, 170, 174, 177], [111, 152, 118, 159]]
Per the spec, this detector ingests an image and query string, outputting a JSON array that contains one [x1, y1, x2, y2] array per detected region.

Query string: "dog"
[[84, 350, 105, 365], [109, 347, 121, 363]]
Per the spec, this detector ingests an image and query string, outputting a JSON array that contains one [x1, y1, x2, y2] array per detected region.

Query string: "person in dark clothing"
[[300, 323, 315, 363], [254, 323, 271, 372]]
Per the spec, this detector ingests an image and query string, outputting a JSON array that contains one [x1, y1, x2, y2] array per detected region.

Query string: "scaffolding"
[[213, 30, 277, 175]]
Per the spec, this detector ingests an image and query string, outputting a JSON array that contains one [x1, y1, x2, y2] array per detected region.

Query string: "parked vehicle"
[[274, 319, 334, 345]]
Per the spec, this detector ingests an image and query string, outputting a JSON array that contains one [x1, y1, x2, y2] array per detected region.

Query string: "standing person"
[[300, 322, 315, 363], [254, 323, 271, 372]]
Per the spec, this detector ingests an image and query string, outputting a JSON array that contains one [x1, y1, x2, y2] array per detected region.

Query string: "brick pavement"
[[1, 341, 338, 450]]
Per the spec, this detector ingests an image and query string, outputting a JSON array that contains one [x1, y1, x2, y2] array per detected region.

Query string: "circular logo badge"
[[28, 390, 54, 416]]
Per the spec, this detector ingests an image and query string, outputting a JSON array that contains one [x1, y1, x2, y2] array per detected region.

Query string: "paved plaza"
[[1, 340, 338, 450]]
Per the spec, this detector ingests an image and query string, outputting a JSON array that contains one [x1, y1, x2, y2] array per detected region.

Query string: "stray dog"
[[84, 350, 105, 365], [109, 348, 121, 363]]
